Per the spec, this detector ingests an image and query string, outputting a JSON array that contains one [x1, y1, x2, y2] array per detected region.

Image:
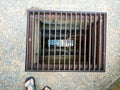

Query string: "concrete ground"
[[0, 0, 120, 90]]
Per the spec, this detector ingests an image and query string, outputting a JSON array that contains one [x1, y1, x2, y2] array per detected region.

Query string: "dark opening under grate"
[[25, 10, 107, 72]]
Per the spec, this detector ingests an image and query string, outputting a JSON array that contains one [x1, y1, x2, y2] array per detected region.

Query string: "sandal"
[[43, 86, 51, 90], [25, 76, 36, 90]]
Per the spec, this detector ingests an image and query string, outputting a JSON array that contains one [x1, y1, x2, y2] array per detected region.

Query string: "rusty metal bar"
[[69, 13, 72, 70], [42, 12, 45, 70], [31, 11, 35, 70], [89, 14, 92, 70], [28, 15, 32, 70], [103, 13, 107, 71], [84, 13, 87, 70], [74, 13, 77, 70], [101, 14, 104, 71], [64, 12, 67, 70], [98, 14, 101, 70], [94, 14, 97, 71], [26, 11, 30, 70], [54, 12, 57, 70], [59, 12, 62, 70], [39, 12, 42, 70], [37, 11, 40, 70], [48, 12, 51, 70], [79, 13, 82, 70]]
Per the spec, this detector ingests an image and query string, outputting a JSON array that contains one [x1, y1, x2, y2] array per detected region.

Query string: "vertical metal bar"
[[48, 12, 51, 70], [39, 12, 42, 70], [101, 14, 104, 71], [69, 13, 72, 70], [79, 13, 82, 70], [28, 15, 32, 70], [94, 14, 97, 71], [31, 11, 34, 70], [59, 12, 62, 70], [98, 14, 102, 70], [103, 13, 107, 71], [37, 11, 40, 70], [42, 12, 45, 70], [64, 12, 67, 70], [89, 14, 92, 71], [74, 13, 77, 70], [84, 13, 87, 70], [54, 12, 57, 70], [26, 11, 29, 70]]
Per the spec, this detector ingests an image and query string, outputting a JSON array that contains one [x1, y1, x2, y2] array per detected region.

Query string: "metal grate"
[[25, 10, 107, 72]]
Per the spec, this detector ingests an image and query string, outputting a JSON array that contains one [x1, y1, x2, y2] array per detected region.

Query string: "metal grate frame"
[[25, 10, 107, 72]]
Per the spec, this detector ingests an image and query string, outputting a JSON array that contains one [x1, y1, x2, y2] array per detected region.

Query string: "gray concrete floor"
[[0, 0, 120, 90]]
